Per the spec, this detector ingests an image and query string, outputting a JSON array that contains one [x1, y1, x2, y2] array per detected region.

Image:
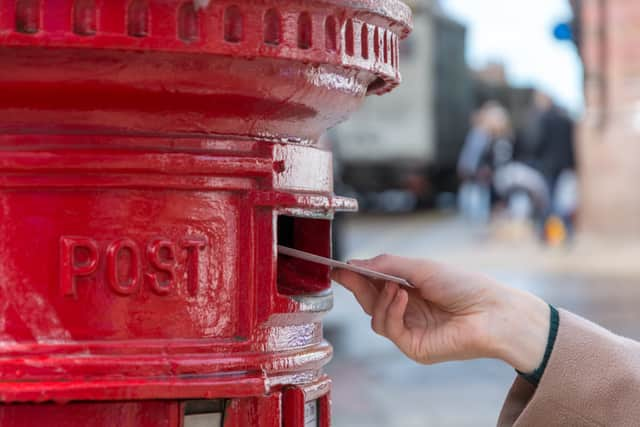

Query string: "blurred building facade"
[[472, 62, 534, 133], [572, 0, 640, 235], [473, 61, 508, 86]]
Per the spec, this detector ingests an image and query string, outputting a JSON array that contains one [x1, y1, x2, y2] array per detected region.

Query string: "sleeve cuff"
[[517, 304, 559, 386]]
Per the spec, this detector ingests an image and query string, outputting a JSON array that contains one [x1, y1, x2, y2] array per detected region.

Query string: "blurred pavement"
[[325, 212, 640, 426]]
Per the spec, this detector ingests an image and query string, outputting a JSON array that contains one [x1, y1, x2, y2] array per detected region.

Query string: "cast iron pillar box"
[[0, 0, 411, 425]]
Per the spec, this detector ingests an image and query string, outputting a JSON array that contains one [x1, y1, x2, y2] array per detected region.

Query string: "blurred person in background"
[[333, 255, 640, 426], [457, 101, 514, 223], [519, 91, 577, 243]]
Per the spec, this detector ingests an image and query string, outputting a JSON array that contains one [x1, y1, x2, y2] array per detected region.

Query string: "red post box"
[[0, 1, 411, 425]]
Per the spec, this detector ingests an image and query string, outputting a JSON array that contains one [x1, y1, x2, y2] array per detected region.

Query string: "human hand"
[[331, 255, 550, 373]]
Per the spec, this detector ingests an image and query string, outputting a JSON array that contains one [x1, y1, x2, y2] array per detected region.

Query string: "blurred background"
[[324, 0, 640, 425]]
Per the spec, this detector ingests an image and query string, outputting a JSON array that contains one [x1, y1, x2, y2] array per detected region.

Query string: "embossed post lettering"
[[60, 235, 208, 298], [182, 238, 207, 296], [60, 236, 99, 298], [106, 238, 141, 296], [145, 239, 177, 295]]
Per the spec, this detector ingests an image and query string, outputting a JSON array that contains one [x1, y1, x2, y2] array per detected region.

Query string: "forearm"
[[500, 309, 640, 426]]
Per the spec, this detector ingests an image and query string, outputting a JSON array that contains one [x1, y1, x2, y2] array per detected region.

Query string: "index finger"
[[331, 268, 380, 315]]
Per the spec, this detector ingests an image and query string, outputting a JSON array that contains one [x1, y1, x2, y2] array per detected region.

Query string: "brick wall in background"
[[576, 0, 640, 235]]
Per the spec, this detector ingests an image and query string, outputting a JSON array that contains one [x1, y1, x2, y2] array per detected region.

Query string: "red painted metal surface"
[[0, 0, 410, 425]]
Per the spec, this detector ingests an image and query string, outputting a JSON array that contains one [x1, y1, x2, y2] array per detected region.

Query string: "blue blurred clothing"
[[457, 128, 491, 179]]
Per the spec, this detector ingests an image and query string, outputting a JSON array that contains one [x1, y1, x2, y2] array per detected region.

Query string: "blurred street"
[[325, 212, 640, 427]]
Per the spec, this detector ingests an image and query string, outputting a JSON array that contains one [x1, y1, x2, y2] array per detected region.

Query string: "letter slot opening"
[[183, 400, 224, 427], [277, 215, 331, 296]]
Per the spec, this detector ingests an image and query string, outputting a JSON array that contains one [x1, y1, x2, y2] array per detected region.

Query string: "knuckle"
[[385, 319, 400, 337], [370, 318, 382, 334], [385, 328, 397, 340], [375, 253, 392, 262]]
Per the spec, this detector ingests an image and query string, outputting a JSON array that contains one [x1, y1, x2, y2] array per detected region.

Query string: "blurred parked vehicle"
[[332, 0, 471, 211]]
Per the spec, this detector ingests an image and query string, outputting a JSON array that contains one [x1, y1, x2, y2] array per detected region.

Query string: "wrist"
[[488, 287, 550, 373]]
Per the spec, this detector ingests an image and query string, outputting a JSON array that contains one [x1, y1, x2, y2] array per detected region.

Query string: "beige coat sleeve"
[[498, 309, 640, 426]]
